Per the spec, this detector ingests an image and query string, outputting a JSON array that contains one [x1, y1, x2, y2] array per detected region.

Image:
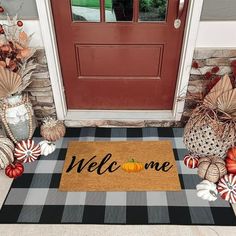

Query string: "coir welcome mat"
[[59, 141, 181, 191]]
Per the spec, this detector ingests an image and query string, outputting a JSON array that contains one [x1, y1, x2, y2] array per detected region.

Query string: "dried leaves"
[[0, 14, 37, 99], [0, 66, 22, 99], [217, 90, 236, 114], [0, 15, 35, 72], [17, 59, 38, 93], [0, 58, 38, 98], [203, 74, 236, 118]]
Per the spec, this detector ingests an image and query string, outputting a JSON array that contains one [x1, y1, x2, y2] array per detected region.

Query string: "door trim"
[[36, 0, 203, 121]]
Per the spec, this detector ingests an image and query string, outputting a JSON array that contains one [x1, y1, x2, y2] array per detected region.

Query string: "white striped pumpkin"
[[0, 136, 14, 169], [217, 174, 236, 204], [14, 139, 41, 163], [183, 155, 199, 168]]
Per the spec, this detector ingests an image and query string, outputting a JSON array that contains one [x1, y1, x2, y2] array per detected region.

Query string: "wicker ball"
[[184, 110, 235, 159], [198, 156, 227, 183], [40, 117, 66, 142]]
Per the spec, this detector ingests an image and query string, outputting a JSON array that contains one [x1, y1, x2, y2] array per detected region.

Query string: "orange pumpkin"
[[122, 159, 143, 173], [226, 147, 236, 174]]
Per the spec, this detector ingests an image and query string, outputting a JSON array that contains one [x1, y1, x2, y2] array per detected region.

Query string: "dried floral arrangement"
[[184, 61, 236, 142], [186, 60, 236, 109], [0, 8, 37, 100]]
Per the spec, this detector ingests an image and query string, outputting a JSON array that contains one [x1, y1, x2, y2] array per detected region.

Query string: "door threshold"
[[65, 110, 182, 127]]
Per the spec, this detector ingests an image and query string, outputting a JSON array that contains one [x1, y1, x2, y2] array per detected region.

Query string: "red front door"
[[51, 0, 189, 110]]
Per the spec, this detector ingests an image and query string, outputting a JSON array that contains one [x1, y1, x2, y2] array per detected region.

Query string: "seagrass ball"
[[198, 156, 227, 183]]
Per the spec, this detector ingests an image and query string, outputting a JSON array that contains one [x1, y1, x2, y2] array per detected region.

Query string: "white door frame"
[[35, 0, 203, 122]]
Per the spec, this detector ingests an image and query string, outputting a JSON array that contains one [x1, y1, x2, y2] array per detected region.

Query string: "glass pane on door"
[[71, 0, 101, 22], [139, 0, 168, 22], [106, 0, 133, 22]]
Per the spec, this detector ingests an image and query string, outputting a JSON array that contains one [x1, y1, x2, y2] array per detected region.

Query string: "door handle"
[[174, 0, 186, 29]]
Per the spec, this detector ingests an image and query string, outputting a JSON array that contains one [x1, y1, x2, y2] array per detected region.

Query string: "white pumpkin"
[[0, 136, 15, 169], [39, 140, 56, 156], [196, 180, 218, 201]]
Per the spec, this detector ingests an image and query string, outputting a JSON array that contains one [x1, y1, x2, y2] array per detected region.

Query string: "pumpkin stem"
[[10, 163, 15, 168]]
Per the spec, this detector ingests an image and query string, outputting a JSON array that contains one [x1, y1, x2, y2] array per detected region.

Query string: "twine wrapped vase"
[[0, 94, 36, 143], [184, 106, 236, 159]]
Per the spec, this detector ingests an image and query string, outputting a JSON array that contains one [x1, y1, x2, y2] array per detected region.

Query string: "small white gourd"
[[39, 140, 56, 156], [196, 180, 218, 201]]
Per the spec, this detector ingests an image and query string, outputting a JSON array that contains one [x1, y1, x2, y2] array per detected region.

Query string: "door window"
[[71, 0, 101, 22], [139, 0, 168, 22], [106, 0, 134, 22], [71, 0, 167, 22]]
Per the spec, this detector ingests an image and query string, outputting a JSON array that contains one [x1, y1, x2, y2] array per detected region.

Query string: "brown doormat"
[[59, 141, 181, 191]]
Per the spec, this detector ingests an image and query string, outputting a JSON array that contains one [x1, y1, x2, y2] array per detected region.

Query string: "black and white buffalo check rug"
[[0, 127, 236, 225]]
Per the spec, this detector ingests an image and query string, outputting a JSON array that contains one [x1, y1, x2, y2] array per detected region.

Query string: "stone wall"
[[27, 49, 56, 122], [181, 48, 236, 125]]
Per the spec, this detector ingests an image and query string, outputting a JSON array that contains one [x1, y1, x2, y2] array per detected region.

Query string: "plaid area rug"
[[0, 127, 235, 225]]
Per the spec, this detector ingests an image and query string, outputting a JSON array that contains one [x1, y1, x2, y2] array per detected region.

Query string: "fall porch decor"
[[183, 154, 199, 169], [0, 93, 36, 143], [184, 75, 236, 159], [40, 117, 66, 142], [197, 156, 227, 183], [217, 174, 236, 204], [196, 180, 218, 202], [39, 140, 56, 156], [0, 135, 14, 169], [14, 139, 41, 163], [225, 147, 236, 174], [0, 12, 38, 143], [183, 68, 236, 203], [5, 162, 24, 179], [0, 14, 36, 72]]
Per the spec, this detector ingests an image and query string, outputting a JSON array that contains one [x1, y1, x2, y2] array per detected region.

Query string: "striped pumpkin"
[[217, 174, 236, 204], [5, 162, 24, 179], [198, 156, 227, 183], [0, 136, 15, 169], [183, 155, 199, 169], [14, 139, 41, 163]]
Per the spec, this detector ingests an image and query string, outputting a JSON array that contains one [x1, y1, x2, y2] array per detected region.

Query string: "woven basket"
[[184, 107, 236, 159]]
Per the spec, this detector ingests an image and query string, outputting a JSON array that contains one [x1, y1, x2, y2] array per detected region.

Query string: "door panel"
[[76, 44, 163, 78], [51, 0, 189, 110]]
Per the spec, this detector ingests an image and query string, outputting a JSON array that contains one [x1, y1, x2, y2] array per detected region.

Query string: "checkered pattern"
[[0, 127, 235, 225]]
